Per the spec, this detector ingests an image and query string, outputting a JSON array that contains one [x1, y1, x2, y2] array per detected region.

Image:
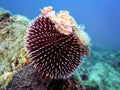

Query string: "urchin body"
[[26, 6, 89, 79], [26, 16, 88, 79]]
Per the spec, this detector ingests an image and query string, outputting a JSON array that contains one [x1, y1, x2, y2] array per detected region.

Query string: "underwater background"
[[1, 0, 120, 50], [0, 0, 120, 90]]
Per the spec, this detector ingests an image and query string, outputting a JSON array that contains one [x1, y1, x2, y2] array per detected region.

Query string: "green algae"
[[0, 8, 30, 89]]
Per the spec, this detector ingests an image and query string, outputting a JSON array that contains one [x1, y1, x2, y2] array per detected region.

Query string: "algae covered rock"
[[0, 8, 11, 29], [0, 8, 30, 89], [76, 62, 120, 90]]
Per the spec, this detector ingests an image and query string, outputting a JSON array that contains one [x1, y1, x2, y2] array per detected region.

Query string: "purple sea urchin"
[[26, 6, 90, 79]]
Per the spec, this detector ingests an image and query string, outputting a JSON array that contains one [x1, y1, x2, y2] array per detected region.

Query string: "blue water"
[[0, 0, 120, 50]]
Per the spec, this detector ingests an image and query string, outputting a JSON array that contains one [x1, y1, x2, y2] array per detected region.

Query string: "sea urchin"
[[26, 6, 90, 79]]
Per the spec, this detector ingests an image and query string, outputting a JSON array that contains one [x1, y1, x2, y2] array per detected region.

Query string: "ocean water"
[[0, 0, 120, 90], [0, 0, 120, 50]]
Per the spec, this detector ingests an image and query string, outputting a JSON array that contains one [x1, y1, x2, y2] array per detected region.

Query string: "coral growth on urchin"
[[26, 6, 90, 79]]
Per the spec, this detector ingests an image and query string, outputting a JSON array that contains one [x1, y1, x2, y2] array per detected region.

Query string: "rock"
[[7, 64, 52, 90], [7, 64, 84, 90]]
